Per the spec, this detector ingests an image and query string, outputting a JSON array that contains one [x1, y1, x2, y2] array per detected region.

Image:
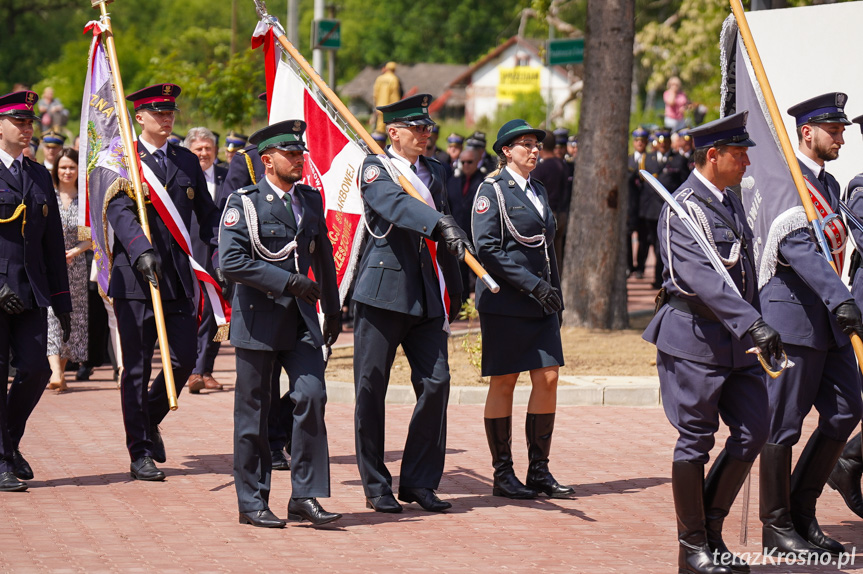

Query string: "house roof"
[[340, 63, 470, 109], [447, 35, 571, 88]]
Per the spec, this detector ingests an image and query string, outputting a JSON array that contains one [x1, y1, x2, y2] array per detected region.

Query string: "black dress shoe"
[[12, 450, 33, 481], [288, 498, 342, 525], [150, 425, 166, 464], [75, 365, 94, 381], [271, 449, 291, 471], [397, 487, 451, 512], [130, 457, 165, 481], [239, 509, 286, 528], [0, 471, 27, 492], [365, 493, 403, 513]]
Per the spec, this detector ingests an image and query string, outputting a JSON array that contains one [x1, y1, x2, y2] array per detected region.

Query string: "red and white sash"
[[381, 155, 451, 329], [135, 145, 231, 337], [804, 175, 847, 271]]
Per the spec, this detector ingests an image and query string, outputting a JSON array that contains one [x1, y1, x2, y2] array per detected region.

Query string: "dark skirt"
[[479, 312, 564, 377]]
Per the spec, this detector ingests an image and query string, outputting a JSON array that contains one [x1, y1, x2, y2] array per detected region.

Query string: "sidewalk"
[[1, 366, 861, 573]]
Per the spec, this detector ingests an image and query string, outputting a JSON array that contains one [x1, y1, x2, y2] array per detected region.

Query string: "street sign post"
[[312, 18, 341, 50], [547, 38, 584, 66]]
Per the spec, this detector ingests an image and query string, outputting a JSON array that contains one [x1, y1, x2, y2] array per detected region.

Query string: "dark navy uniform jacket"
[[471, 167, 561, 318], [759, 161, 852, 350], [0, 158, 70, 313], [219, 177, 338, 351], [642, 171, 760, 367], [353, 152, 461, 317], [106, 140, 220, 301], [218, 145, 264, 211]]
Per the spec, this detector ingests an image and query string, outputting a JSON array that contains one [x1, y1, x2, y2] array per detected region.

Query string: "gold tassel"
[[213, 323, 230, 342]]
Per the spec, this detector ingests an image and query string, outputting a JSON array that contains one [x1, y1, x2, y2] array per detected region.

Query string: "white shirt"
[[507, 167, 545, 217], [693, 167, 727, 204], [388, 146, 432, 190], [0, 147, 24, 170], [796, 149, 824, 180], [138, 137, 168, 158], [265, 174, 303, 226], [204, 164, 216, 199]]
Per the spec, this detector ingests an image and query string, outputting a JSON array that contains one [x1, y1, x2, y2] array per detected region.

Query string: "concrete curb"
[[318, 374, 661, 407]]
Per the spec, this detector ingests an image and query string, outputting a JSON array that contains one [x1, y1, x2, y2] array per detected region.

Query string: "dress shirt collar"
[[693, 167, 726, 203]]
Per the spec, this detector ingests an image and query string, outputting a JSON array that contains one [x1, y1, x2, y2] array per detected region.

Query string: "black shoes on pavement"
[[239, 509, 286, 528], [398, 487, 451, 512], [366, 493, 403, 513], [271, 449, 291, 471], [288, 498, 342, 525], [0, 471, 27, 492], [130, 456, 165, 481], [12, 450, 33, 481]]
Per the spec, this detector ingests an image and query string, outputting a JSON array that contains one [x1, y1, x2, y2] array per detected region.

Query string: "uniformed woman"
[[471, 119, 572, 500]]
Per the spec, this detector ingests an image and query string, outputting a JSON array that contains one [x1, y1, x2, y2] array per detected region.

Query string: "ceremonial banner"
[[266, 47, 367, 305], [77, 22, 133, 296]]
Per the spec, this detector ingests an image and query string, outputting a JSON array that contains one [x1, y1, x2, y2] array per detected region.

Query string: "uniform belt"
[[666, 294, 718, 322]]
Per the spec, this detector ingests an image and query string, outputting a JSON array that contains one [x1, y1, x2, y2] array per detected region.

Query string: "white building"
[[448, 36, 580, 126]]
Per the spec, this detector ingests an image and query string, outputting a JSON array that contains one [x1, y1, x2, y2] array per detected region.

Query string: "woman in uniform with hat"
[[471, 119, 573, 500]]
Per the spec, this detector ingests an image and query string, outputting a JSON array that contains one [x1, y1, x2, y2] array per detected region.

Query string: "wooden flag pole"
[[730, 0, 863, 372], [91, 0, 179, 410], [254, 0, 500, 294]]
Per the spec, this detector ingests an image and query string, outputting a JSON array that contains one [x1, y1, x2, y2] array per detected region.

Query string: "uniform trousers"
[[767, 342, 862, 446], [0, 308, 49, 473], [353, 302, 450, 497], [657, 351, 768, 464], [233, 327, 330, 513], [114, 297, 197, 461], [194, 293, 221, 375], [268, 366, 295, 453]]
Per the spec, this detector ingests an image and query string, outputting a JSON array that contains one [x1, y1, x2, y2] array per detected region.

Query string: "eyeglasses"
[[392, 124, 433, 134], [507, 140, 542, 151]]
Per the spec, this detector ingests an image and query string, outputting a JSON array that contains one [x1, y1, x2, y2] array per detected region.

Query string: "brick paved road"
[[2, 358, 862, 573]]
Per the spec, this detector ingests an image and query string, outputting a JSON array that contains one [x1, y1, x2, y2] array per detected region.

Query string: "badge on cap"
[[293, 121, 302, 132], [26, 93, 36, 105], [475, 196, 490, 214], [838, 93, 847, 107], [363, 165, 380, 184], [42, 204, 48, 217], [422, 96, 429, 107], [186, 187, 194, 200], [309, 239, 316, 254], [162, 85, 173, 96], [266, 194, 274, 202], [224, 208, 240, 227]]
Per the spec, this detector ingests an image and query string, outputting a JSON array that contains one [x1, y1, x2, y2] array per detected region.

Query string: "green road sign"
[[547, 38, 584, 66], [313, 19, 341, 50]]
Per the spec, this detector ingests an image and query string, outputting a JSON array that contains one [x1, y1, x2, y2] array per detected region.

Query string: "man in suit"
[[758, 92, 863, 558], [829, 113, 863, 520], [643, 112, 782, 574], [220, 119, 341, 528], [107, 84, 222, 481], [184, 127, 228, 394], [353, 94, 470, 513], [446, 146, 484, 303], [0, 91, 71, 492]]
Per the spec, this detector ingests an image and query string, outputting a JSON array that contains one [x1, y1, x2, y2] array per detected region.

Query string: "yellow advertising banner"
[[497, 67, 541, 103]]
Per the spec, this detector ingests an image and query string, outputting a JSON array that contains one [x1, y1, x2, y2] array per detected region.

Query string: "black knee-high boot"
[[525, 413, 575, 498], [484, 417, 537, 499], [703, 450, 752, 574], [673, 461, 732, 574], [827, 431, 863, 519]]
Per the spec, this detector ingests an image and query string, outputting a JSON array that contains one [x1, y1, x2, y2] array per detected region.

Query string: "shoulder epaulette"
[[236, 185, 256, 195]]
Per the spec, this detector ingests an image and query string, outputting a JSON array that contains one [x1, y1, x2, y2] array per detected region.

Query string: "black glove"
[[433, 214, 477, 262], [284, 273, 321, 305], [747, 318, 783, 361], [136, 250, 162, 289], [214, 267, 230, 300], [58, 312, 71, 343], [835, 300, 863, 338], [323, 313, 341, 347], [0, 284, 24, 314], [531, 279, 562, 315]]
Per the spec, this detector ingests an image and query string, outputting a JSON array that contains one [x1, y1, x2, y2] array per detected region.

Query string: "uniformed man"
[[446, 145, 485, 303], [216, 92, 296, 472], [826, 112, 863, 520], [0, 91, 71, 492], [108, 84, 222, 481], [224, 131, 248, 165], [759, 92, 863, 558], [445, 133, 464, 168], [465, 131, 496, 176], [627, 127, 650, 278], [354, 94, 469, 513], [642, 112, 782, 574], [40, 129, 66, 171], [184, 127, 227, 394], [220, 119, 341, 528], [552, 127, 569, 161]]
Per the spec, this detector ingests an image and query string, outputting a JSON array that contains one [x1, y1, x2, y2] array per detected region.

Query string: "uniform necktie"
[[153, 149, 166, 172], [818, 167, 828, 189], [410, 163, 417, 174], [8, 159, 21, 188], [283, 192, 296, 225], [721, 193, 735, 217]]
